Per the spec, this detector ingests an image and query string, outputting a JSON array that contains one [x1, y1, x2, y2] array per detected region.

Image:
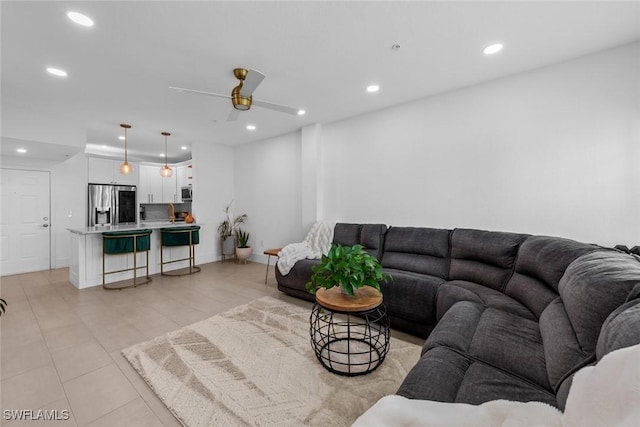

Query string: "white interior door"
[[1, 169, 51, 276]]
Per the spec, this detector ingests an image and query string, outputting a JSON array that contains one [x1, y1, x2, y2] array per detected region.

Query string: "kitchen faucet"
[[167, 203, 175, 224]]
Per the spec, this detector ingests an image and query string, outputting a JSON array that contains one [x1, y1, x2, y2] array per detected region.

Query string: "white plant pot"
[[222, 237, 235, 256], [235, 247, 252, 263]]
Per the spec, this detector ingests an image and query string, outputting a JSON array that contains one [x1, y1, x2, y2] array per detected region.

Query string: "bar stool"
[[160, 226, 201, 276], [102, 229, 153, 290]]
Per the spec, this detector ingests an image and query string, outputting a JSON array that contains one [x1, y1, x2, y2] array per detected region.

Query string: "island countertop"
[[68, 221, 202, 235]]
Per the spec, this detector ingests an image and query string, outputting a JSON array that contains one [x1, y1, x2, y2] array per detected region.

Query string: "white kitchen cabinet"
[[88, 157, 138, 186], [139, 164, 163, 203], [176, 164, 193, 188], [177, 165, 186, 189], [162, 172, 178, 203], [139, 164, 177, 203]]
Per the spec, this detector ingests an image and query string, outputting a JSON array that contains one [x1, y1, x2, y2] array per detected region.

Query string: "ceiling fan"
[[169, 68, 302, 121]]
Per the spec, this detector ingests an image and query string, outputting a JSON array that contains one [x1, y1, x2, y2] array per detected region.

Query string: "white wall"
[[191, 141, 235, 262], [319, 43, 640, 246], [51, 152, 88, 268], [234, 131, 303, 262]]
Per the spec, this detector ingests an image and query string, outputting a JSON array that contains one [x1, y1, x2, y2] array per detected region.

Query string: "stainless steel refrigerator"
[[88, 184, 137, 226]]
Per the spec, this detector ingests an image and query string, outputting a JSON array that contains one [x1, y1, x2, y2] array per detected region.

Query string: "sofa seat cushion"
[[381, 269, 445, 325], [426, 301, 550, 390], [397, 346, 557, 407], [436, 280, 536, 321]]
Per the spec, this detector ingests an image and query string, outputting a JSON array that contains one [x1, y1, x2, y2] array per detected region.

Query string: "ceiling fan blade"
[[169, 86, 230, 99], [252, 99, 299, 115], [239, 69, 265, 97], [227, 109, 240, 122]]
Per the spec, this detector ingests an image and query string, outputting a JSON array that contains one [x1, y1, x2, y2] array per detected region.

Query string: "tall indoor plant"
[[306, 244, 389, 296]]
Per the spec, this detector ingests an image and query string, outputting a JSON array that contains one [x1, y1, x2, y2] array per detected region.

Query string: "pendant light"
[[160, 132, 173, 177], [119, 124, 132, 174]]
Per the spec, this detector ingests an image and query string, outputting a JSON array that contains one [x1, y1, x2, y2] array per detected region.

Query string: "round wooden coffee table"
[[310, 286, 390, 376]]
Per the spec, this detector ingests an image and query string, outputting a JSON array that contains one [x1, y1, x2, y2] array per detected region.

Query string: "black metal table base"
[[309, 303, 390, 376]]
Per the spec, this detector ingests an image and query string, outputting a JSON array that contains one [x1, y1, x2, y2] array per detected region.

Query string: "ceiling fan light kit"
[[119, 123, 132, 175], [160, 132, 173, 178], [231, 86, 251, 111]]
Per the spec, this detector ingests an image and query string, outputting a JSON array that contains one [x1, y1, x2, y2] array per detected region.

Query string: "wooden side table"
[[310, 286, 390, 376], [263, 248, 281, 284]]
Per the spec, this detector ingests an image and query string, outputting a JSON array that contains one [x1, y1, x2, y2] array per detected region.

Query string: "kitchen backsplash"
[[141, 202, 192, 221]]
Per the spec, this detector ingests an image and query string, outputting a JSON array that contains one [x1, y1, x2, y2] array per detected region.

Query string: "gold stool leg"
[[102, 238, 106, 286], [133, 235, 137, 287]]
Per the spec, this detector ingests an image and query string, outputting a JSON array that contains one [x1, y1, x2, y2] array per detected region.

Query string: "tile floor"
[[0, 261, 422, 426]]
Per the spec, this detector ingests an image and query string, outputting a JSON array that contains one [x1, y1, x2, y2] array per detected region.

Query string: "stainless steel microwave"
[[181, 186, 192, 201]]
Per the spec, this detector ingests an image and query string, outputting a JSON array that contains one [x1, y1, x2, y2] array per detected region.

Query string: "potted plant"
[[0, 298, 7, 317], [306, 244, 389, 296], [235, 228, 252, 263], [217, 201, 247, 259]]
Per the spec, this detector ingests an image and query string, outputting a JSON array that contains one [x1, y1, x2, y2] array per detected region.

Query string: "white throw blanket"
[[352, 343, 640, 427], [276, 221, 336, 275]]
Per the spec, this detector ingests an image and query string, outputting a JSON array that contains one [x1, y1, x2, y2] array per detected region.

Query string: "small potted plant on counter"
[[235, 229, 252, 264], [306, 244, 389, 296]]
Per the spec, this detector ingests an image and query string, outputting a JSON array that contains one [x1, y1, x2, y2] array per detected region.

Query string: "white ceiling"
[[2, 1, 640, 164]]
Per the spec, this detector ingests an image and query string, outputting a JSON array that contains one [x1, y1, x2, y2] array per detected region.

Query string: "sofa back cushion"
[[332, 223, 388, 260], [556, 296, 640, 409], [360, 224, 387, 260], [503, 236, 596, 318], [333, 223, 361, 246], [381, 227, 450, 278], [540, 251, 640, 390], [448, 229, 529, 290]]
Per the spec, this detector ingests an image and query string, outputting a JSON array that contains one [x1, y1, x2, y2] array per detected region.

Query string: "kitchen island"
[[68, 222, 203, 289]]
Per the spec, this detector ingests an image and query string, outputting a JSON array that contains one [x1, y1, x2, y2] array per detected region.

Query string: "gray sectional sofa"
[[275, 223, 640, 410]]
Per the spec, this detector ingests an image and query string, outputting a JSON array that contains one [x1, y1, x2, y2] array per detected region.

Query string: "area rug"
[[122, 296, 421, 426]]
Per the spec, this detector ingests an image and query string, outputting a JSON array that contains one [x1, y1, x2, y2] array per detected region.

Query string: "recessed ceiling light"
[[246, 124, 256, 131], [483, 43, 504, 55], [46, 67, 68, 77], [297, 109, 306, 116], [16, 148, 27, 154], [119, 136, 125, 140], [67, 11, 94, 27], [101, 145, 108, 148], [366, 85, 380, 93], [181, 146, 188, 150]]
